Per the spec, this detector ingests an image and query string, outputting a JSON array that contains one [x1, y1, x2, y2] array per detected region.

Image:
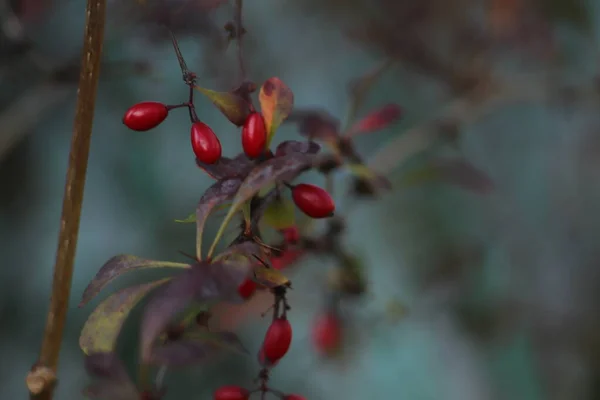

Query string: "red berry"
[[262, 317, 293, 362], [282, 226, 300, 243], [213, 385, 249, 400], [311, 312, 342, 356], [241, 112, 267, 158], [237, 278, 257, 299], [271, 249, 305, 270], [123, 102, 168, 131], [257, 345, 279, 368], [291, 184, 335, 219], [284, 395, 307, 400], [191, 121, 222, 164]]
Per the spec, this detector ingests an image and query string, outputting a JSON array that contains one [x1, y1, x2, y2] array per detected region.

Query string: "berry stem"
[[27, 0, 106, 398], [165, 103, 189, 111]]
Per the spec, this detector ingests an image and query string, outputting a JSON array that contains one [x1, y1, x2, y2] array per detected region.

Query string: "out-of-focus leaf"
[[82, 382, 139, 400], [195, 178, 243, 260], [175, 213, 197, 223], [286, 109, 340, 141], [539, 0, 590, 33], [84, 352, 131, 381], [347, 60, 393, 125], [348, 163, 392, 197], [196, 154, 255, 180], [262, 198, 296, 230], [80, 279, 170, 355], [83, 353, 138, 400], [348, 103, 402, 136], [208, 153, 318, 257], [400, 158, 494, 194], [258, 77, 294, 143], [253, 265, 291, 289], [140, 261, 250, 362], [195, 86, 250, 126], [79, 256, 189, 307], [275, 140, 321, 157]]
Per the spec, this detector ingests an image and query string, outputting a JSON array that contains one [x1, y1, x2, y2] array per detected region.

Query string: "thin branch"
[[234, 0, 246, 81], [26, 0, 106, 398]]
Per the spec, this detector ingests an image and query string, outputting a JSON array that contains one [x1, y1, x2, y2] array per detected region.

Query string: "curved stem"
[[26, 0, 106, 399]]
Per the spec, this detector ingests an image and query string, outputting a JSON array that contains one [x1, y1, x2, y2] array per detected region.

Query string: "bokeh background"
[[2, 0, 600, 399]]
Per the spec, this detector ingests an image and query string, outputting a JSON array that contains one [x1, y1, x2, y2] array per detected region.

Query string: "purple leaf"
[[84, 352, 131, 382], [79, 256, 189, 307], [286, 109, 340, 141], [215, 241, 264, 263], [349, 103, 402, 136], [82, 382, 139, 400], [80, 279, 170, 355], [195, 178, 243, 260], [150, 331, 247, 367], [275, 140, 321, 157], [140, 261, 250, 362], [196, 153, 256, 180]]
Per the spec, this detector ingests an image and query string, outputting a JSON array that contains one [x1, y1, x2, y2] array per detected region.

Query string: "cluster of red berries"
[[122, 99, 271, 165], [122, 101, 335, 218], [214, 286, 305, 399]]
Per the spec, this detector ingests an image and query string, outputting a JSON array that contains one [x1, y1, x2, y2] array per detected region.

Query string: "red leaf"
[[350, 103, 402, 136]]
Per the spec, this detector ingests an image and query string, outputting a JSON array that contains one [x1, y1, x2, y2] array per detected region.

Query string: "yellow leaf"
[[262, 198, 295, 230], [79, 279, 170, 354], [195, 86, 250, 126], [259, 77, 294, 145]]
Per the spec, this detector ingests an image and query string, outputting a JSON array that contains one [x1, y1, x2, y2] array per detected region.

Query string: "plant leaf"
[[149, 330, 247, 367], [140, 261, 250, 362], [348, 163, 392, 197], [346, 60, 393, 126], [258, 77, 294, 144], [195, 86, 250, 126], [82, 382, 139, 400], [79, 256, 189, 307], [207, 153, 318, 257], [262, 198, 296, 230], [175, 213, 196, 223], [80, 279, 170, 355], [400, 158, 493, 194], [187, 330, 248, 354], [286, 108, 340, 141], [253, 265, 291, 289], [195, 178, 243, 260], [196, 153, 256, 180], [275, 140, 321, 157], [348, 103, 402, 136], [215, 241, 264, 263], [84, 352, 131, 381]]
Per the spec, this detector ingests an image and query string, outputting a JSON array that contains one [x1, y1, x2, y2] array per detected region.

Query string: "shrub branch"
[[26, 0, 106, 399]]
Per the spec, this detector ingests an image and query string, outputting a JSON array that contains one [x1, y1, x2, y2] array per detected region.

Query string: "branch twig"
[[26, 0, 106, 398], [234, 0, 246, 81]]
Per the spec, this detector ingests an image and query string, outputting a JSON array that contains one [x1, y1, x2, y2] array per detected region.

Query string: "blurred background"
[[2, 0, 600, 399]]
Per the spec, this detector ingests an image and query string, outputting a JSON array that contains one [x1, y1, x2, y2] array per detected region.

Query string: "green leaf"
[[195, 86, 250, 126], [259, 77, 294, 145], [79, 279, 170, 355], [262, 198, 296, 230], [539, 0, 590, 33], [207, 152, 318, 258], [79, 255, 190, 307], [175, 213, 196, 223], [253, 265, 291, 289], [195, 178, 243, 260]]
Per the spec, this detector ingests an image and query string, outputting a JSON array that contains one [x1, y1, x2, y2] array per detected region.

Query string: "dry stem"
[[27, 0, 106, 399]]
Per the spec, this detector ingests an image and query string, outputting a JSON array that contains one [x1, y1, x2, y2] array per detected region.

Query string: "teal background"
[[1, 0, 600, 399]]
